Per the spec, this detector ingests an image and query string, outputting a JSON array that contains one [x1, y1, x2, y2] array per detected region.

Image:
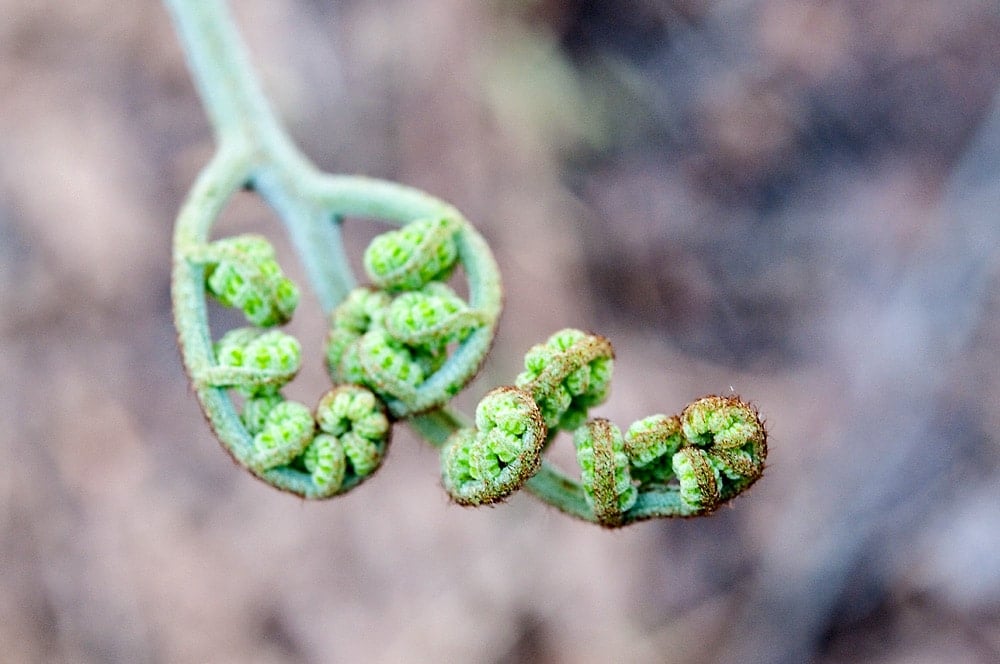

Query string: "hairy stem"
[[163, 0, 289, 150], [165, 0, 354, 311]]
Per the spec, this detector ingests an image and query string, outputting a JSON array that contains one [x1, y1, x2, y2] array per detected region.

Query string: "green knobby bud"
[[574, 419, 637, 526], [384, 282, 481, 347], [680, 395, 765, 451], [242, 391, 284, 435], [315, 385, 391, 484], [203, 234, 299, 327], [679, 396, 767, 494], [364, 217, 460, 291], [515, 329, 614, 431], [325, 287, 392, 379], [672, 446, 721, 511], [625, 414, 684, 467], [249, 400, 315, 472], [303, 433, 347, 495], [325, 289, 449, 411], [442, 387, 547, 506], [212, 327, 301, 394], [355, 329, 425, 402], [330, 286, 391, 335]]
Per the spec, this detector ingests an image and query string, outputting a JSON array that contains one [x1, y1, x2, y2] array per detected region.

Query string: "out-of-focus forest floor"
[[2, 1, 1000, 662]]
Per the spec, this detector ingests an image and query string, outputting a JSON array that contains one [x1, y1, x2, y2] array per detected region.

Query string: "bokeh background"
[[3, 1, 1000, 662]]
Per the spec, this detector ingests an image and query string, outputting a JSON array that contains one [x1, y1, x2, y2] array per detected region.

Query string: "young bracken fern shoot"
[[166, 0, 767, 527]]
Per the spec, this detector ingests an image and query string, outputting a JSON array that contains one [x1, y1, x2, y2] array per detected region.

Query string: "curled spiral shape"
[[441, 387, 546, 505], [224, 381, 392, 497], [325, 217, 501, 417], [242, 392, 284, 435], [384, 283, 482, 348], [440, 329, 615, 506], [303, 385, 392, 497], [249, 400, 315, 472], [364, 217, 460, 291], [575, 419, 638, 527], [205, 327, 301, 394], [676, 396, 767, 504], [443, 329, 767, 525], [200, 234, 299, 327], [173, 150, 502, 498], [620, 396, 767, 516], [624, 414, 684, 469], [672, 447, 720, 511], [514, 329, 614, 432]]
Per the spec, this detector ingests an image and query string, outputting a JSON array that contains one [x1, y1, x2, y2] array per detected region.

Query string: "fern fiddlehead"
[[437, 329, 767, 525], [166, 0, 767, 524], [325, 217, 500, 418]]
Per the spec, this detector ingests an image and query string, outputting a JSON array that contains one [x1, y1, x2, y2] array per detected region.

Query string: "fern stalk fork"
[[166, 0, 767, 526]]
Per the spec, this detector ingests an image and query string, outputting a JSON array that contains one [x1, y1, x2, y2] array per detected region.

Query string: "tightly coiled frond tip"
[[441, 386, 546, 506]]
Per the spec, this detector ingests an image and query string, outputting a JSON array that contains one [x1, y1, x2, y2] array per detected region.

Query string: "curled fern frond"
[[441, 387, 546, 505], [355, 328, 426, 400], [624, 414, 684, 468], [325, 218, 501, 417], [241, 391, 283, 435], [515, 329, 614, 432], [302, 434, 347, 496], [677, 396, 767, 503], [622, 414, 684, 488], [249, 400, 315, 472], [364, 217, 460, 291], [199, 327, 301, 393], [306, 385, 392, 496], [671, 446, 721, 511], [166, 0, 770, 517], [384, 283, 482, 348], [575, 419, 637, 527], [613, 396, 766, 517], [198, 234, 299, 327]]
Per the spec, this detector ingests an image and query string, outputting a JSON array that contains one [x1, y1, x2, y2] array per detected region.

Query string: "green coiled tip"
[[303, 433, 347, 495], [442, 387, 547, 506], [249, 400, 315, 472], [211, 327, 301, 394], [515, 328, 614, 432], [311, 385, 391, 495], [681, 395, 766, 452], [363, 217, 460, 291], [384, 283, 480, 347], [242, 392, 284, 435], [203, 234, 299, 327], [628, 395, 767, 514], [575, 419, 637, 527], [624, 414, 684, 467], [672, 447, 721, 511]]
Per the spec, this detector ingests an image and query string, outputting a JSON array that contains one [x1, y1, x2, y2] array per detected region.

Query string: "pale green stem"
[[165, 0, 354, 311]]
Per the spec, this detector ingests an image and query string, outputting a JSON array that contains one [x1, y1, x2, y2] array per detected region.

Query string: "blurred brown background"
[[3, 1, 1000, 662]]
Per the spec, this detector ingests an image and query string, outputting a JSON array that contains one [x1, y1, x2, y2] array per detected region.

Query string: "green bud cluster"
[[250, 400, 315, 471], [619, 396, 767, 514], [301, 385, 392, 497], [168, 1, 768, 519], [515, 329, 614, 432], [364, 217, 460, 291], [236, 383, 392, 498], [440, 329, 767, 523], [575, 419, 638, 526], [442, 387, 546, 505], [194, 232, 393, 498], [440, 329, 616, 507], [213, 327, 301, 394], [204, 234, 299, 327], [326, 218, 495, 417]]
